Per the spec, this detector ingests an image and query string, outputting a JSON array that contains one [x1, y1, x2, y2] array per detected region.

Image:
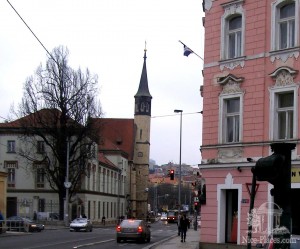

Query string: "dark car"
[[6, 216, 44, 232], [116, 219, 151, 243], [69, 218, 93, 232]]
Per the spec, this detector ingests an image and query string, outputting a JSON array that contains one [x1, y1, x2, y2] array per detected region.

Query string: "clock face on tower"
[[140, 102, 150, 113], [135, 100, 151, 115]]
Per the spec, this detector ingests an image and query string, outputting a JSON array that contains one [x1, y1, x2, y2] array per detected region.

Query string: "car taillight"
[[137, 226, 143, 233], [116, 225, 121, 232]]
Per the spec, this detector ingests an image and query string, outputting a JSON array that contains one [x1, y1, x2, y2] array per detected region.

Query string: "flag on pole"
[[183, 45, 193, 57], [179, 40, 204, 61]]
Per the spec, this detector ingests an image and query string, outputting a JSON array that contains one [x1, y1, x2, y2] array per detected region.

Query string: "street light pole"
[[174, 109, 183, 211], [64, 138, 71, 227]]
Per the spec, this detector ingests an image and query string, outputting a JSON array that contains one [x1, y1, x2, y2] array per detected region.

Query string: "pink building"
[[200, 0, 300, 247]]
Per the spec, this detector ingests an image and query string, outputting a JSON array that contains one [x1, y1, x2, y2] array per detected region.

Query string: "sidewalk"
[[145, 228, 200, 249]]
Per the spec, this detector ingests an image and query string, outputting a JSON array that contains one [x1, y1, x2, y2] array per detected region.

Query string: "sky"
[[0, 0, 204, 166]]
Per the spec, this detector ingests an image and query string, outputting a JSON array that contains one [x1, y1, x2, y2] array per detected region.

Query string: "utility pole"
[[64, 139, 71, 226], [174, 109, 183, 210]]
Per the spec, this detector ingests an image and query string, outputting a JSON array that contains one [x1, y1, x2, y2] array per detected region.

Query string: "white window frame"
[[5, 161, 17, 188], [227, 15, 242, 59], [36, 167, 45, 188], [7, 168, 16, 188], [220, 1, 245, 60], [269, 85, 298, 140], [271, 0, 299, 51], [7, 140, 16, 153], [37, 141, 45, 154], [219, 93, 243, 144]]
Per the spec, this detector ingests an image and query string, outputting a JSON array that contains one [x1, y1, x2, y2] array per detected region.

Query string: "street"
[[0, 221, 179, 249]]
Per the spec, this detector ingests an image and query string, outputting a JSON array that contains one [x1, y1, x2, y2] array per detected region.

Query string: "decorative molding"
[[270, 49, 300, 63], [221, 0, 244, 13], [220, 79, 244, 95], [217, 74, 244, 85], [269, 66, 298, 86], [218, 147, 243, 159], [269, 66, 298, 78], [203, 0, 213, 11], [224, 173, 234, 187], [207, 158, 218, 164], [220, 58, 245, 70]]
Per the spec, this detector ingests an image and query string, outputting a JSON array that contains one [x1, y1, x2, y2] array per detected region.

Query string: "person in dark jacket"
[[179, 214, 189, 242], [0, 210, 4, 234], [177, 213, 181, 236]]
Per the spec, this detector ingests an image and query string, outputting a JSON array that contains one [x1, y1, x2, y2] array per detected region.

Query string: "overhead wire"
[[152, 111, 202, 118], [7, 0, 54, 60]]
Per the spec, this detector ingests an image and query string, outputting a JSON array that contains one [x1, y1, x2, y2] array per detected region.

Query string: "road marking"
[[22, 237, 104, 249], [73, 239, 115, 248]]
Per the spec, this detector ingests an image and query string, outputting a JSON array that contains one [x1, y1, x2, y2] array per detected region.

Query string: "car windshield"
[[73, 218, 87, 223], [121, 220, 140, 228]]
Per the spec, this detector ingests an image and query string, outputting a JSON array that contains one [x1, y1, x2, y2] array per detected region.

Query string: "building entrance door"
[[225, 189, 238, 243], [6, 197, 17, 217]]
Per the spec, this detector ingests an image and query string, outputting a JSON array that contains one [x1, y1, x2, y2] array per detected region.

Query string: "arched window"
[[227, 16, 242, 59], [278, 2, 295, 49], [271, 0, 299, 54], [220, 1, 245, 69]]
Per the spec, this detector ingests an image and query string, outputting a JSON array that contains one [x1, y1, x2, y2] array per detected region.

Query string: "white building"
[[0, 118, 128, 223]]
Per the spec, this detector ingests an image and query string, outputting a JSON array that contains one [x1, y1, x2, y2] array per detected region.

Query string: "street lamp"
[[174, 109, 183, 211], [64, 139, 71, 227]]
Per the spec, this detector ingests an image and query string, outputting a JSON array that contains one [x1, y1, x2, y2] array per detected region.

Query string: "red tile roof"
[[0, 109, 75, 129], [0, 111, 135, 162], [92, 118, 135, 161], [98, 152, 118, 170]]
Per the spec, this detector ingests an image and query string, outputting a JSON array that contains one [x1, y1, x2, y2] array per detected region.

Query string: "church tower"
[[132, 48, 152, 219]]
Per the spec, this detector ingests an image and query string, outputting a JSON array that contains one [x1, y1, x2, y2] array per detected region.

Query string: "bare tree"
[[15, 46, 102, 220]]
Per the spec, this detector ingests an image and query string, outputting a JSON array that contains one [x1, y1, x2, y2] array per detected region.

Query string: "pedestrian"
[[0, 210, 4, 234], [179, 214, 189, 242], [102, 216, 106, 226], [33, 211, 37, 221], [177, 213, 181, 236]]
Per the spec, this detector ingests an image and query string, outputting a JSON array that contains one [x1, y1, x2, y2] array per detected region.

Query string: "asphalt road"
[[0, 220, 178, 249]]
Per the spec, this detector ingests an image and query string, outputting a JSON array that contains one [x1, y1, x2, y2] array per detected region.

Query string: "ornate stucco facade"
[[200, 0, 300, 247]]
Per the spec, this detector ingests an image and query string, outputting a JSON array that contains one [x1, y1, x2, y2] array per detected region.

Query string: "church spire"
[[134, 46, 152, 116], [135, 47, 152, 98]]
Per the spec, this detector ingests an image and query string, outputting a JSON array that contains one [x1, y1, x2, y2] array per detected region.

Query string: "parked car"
[[116, 219, 151, 243], [49, 213, 59, 220], [6, 216, 44, 232], [69, 218, 93, 232]]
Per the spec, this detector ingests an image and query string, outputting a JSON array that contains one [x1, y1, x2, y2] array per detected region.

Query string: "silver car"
[[69, 218, 92, 232], [116, 219, 151, 243]]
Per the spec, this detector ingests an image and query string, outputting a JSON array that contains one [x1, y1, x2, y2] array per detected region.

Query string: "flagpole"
[[179, 40, 204, 61]]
